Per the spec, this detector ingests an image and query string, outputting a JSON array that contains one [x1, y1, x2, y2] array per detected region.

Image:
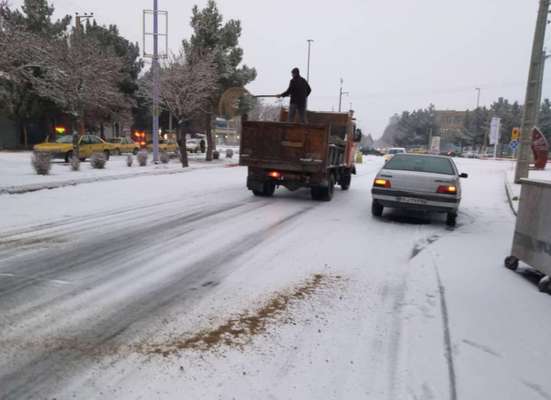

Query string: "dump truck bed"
[[239, 121, 332, 173]]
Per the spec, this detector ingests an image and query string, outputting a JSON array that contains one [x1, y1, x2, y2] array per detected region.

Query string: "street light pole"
[[338, 78, 349, 112], [151, 0, 160, 164], [306, 39, 313, 82], [515, 0, 549, 183]]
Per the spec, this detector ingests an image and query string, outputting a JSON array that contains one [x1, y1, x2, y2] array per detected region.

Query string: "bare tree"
[[0, 17, 61, 144], [142, 50, 217, 167], [1, 17, 130, 153]]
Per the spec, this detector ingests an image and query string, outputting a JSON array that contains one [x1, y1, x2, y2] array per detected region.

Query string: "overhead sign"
[[489, 117, 501, 145], [512, 127, 520, 141]]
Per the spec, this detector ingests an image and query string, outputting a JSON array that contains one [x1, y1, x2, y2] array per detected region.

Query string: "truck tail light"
[[374, 178, 391, 188], [268, 171, 282, 179], [437, 185, 457, 194]]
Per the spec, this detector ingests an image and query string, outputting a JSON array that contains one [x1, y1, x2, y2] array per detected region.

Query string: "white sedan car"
[[371, 154, 468, 226]]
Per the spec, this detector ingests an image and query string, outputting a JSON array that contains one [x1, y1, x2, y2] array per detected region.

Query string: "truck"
[[239, 109, 362, 201]]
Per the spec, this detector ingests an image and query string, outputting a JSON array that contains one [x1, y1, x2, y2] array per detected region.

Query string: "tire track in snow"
[[0, 204, 317, 400], [433, 259, 458, 400]]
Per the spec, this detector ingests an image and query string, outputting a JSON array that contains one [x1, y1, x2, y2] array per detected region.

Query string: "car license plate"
[[397, 196, 427, 205]]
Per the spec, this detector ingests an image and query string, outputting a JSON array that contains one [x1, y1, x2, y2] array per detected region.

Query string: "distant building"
[[435, 110, 467, 136], [435, 110, 468, 152]]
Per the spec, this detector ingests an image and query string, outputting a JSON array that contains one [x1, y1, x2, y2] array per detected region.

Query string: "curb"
[[0, 162, 238, 196]]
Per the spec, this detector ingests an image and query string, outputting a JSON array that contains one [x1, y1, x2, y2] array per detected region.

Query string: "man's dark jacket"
[[281, 76, 312, 109]]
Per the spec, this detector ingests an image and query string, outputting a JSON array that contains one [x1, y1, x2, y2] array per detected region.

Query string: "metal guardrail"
[[504, 178, 551, 293]]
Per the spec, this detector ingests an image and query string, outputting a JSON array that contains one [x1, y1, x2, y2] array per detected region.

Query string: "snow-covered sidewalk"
[[0, 152, 238, 195], [504, 161, 551, 214]]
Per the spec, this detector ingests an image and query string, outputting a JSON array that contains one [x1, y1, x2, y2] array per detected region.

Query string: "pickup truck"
[[239, 110, 362, 201]]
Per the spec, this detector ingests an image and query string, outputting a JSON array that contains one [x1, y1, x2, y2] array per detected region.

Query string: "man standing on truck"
[[278, 67, 312, 124]]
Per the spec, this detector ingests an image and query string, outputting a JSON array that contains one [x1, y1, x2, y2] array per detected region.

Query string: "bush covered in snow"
[[160, 151, 170, 164], [126, 155, 133, 167], [70, 156, 80, 171], [90, 153, 107, 169], [31, 152, 52, 175], [225, 149, 234, 159], [137, 150, 148, 167]]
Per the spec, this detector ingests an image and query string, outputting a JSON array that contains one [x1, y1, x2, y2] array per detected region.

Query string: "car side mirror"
[[460, 173, 468, 178]]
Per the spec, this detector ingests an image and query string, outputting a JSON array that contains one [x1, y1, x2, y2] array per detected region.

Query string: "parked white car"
[[371, 154, 468, 226]]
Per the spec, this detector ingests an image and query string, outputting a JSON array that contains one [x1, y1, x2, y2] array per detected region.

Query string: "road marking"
[[0, 273, 71, 286]]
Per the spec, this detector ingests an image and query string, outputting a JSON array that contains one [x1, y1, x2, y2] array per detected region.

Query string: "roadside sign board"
[[489, 117, 501, 145], [512, 127, 520, 141], [510, 140, 519, 150], [430, 136, 441, 154]]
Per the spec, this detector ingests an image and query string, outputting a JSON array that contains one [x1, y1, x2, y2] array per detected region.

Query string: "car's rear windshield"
[[384, 155, 455, 175]]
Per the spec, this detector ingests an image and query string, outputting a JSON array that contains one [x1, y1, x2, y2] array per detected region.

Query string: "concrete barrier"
[[504, 179, 551, 293]]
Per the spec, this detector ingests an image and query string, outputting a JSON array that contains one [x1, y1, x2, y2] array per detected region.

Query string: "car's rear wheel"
[[65, 151, 73, 163], [104, 150, 110, 160], [446, 212, 457, 227], [372, 200, 383, 217]]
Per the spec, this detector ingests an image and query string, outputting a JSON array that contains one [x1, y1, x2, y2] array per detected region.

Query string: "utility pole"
[[306, 39, 314, 82], [515, 0, 550, 183], [338, 78, 349, 112]]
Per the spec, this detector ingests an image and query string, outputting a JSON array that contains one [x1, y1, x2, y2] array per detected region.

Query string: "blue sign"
[[510, 140, 519, 150]]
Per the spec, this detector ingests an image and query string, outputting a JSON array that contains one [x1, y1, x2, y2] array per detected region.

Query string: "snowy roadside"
[[0, 151, 238, 195], [504, 162, 551, 215]]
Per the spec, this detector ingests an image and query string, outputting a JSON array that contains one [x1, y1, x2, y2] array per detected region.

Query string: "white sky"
[[9, 0, 551, 138]]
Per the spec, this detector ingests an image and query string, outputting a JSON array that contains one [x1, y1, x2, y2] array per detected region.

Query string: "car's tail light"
[[437, 185, 457, 194], [374, 178, 391, 188], [268, 171, 282, 179]]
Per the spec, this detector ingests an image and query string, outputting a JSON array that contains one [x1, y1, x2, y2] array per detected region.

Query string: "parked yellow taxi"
[[108, 137, 140, 155], [33, 135, 116, 162]]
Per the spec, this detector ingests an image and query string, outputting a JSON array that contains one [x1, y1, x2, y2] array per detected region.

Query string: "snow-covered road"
[[0, 157, 549, 400]]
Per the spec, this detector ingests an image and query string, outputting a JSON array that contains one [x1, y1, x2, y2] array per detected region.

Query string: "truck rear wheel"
[[253, 182, 275, 197], [312, 174, 335, 201], [340, 174, 351, 190]]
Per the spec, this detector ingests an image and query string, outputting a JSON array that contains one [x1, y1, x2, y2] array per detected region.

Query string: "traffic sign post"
[[510, 140, 520, 160], [512, 127, 520, 141]]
